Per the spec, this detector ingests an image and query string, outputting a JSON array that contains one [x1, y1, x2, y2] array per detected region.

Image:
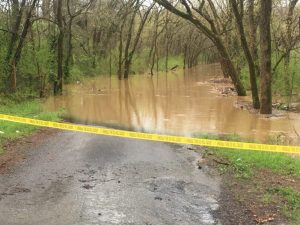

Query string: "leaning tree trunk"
[[230, 0, 260, 109], [214, 38, 247, 96], [259, 0, 273, 114], [5, 0, 26, 92], [8, 0, 38, 93], [153, 0, 246, 96]]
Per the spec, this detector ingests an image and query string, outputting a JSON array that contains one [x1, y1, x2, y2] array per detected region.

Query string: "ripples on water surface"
[[44, 64, 300, 144]]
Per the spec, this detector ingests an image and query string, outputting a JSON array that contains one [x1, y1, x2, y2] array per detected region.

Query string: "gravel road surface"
[[0, 131, 220, 225]]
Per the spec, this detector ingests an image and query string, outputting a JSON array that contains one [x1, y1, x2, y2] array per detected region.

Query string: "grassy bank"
[[199, 135, 300, 224], [0, 97, 61, 154]]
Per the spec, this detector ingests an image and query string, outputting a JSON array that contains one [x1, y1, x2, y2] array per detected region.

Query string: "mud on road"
[[0, 131, 222, 225]]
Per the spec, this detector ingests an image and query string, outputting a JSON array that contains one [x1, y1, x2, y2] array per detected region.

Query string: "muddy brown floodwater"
[[44, 64, 300, 144]]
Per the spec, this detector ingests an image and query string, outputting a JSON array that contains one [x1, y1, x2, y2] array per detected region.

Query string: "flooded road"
[[44, 64, 300, 144], [2, 64, 300, 225]]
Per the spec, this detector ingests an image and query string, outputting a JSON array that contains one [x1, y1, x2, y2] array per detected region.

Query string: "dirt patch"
[[216, 173, 289, 225], [257, 169, 300, 192], [213, 180, 256, 225], [0, 128, 59, 173]]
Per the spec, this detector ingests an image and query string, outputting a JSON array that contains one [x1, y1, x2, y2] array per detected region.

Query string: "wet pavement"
[[0, 131, 220, 225]]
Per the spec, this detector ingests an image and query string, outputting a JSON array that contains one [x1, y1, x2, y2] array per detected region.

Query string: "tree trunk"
[[30, 27, 43, 97], [230, 0, 260, 109], [65, 18, 73, 81], [54, 0, 64, 95], [118, 24, 124, 80], [123, 1, 139, 79], [259, 0, 272, 114], [8, 0, 38, 93], [214, 39, 247, 96], [124, 2, 153, 79], [165, 42, 169, 72], [220, 58, 230, 78], [183, 44, 187, 69], [123, 57, 131, 79], [5, 0, 26, 92], [6, 0, 25, 63], [248, 0, 260, 76], [165, 11, 169, 72], [150, 10, 160, 76], [284, 54, 291, 96]]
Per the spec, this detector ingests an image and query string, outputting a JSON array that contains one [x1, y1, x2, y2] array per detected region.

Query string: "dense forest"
[[0, 0, 299, 115]]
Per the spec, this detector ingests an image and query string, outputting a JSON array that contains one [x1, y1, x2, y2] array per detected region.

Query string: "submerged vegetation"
[[0, 0, 299, 115], [0, 0, 213, 98]]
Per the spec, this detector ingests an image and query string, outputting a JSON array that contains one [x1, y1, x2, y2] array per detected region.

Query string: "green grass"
[[0, 97, 62, 154], [267, 186, 300, 224], [213, 148, 300, 179], [197, 133, 300, 224], [196, 133, 300, 179]]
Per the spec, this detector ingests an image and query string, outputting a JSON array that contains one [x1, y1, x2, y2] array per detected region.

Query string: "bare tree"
[[65, 0, 94, 80], [154, 0, 247, 96], [122, 0, 154, 79]]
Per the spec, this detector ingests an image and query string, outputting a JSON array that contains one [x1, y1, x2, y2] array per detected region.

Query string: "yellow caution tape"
[[0, 113, 300, 154]]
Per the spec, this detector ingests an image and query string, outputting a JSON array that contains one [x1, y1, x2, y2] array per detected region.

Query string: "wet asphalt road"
[[0, 131, 220, 225]]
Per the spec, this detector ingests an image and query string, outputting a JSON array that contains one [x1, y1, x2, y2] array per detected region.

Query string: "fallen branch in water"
[[170, 65, 179, 70]]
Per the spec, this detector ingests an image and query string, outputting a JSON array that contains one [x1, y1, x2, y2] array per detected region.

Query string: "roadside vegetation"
[[0, 97, 61, 154], [198, 134, 300, 224]]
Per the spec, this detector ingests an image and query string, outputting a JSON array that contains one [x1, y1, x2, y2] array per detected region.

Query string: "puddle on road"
[[43, 64, 300, 144]]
